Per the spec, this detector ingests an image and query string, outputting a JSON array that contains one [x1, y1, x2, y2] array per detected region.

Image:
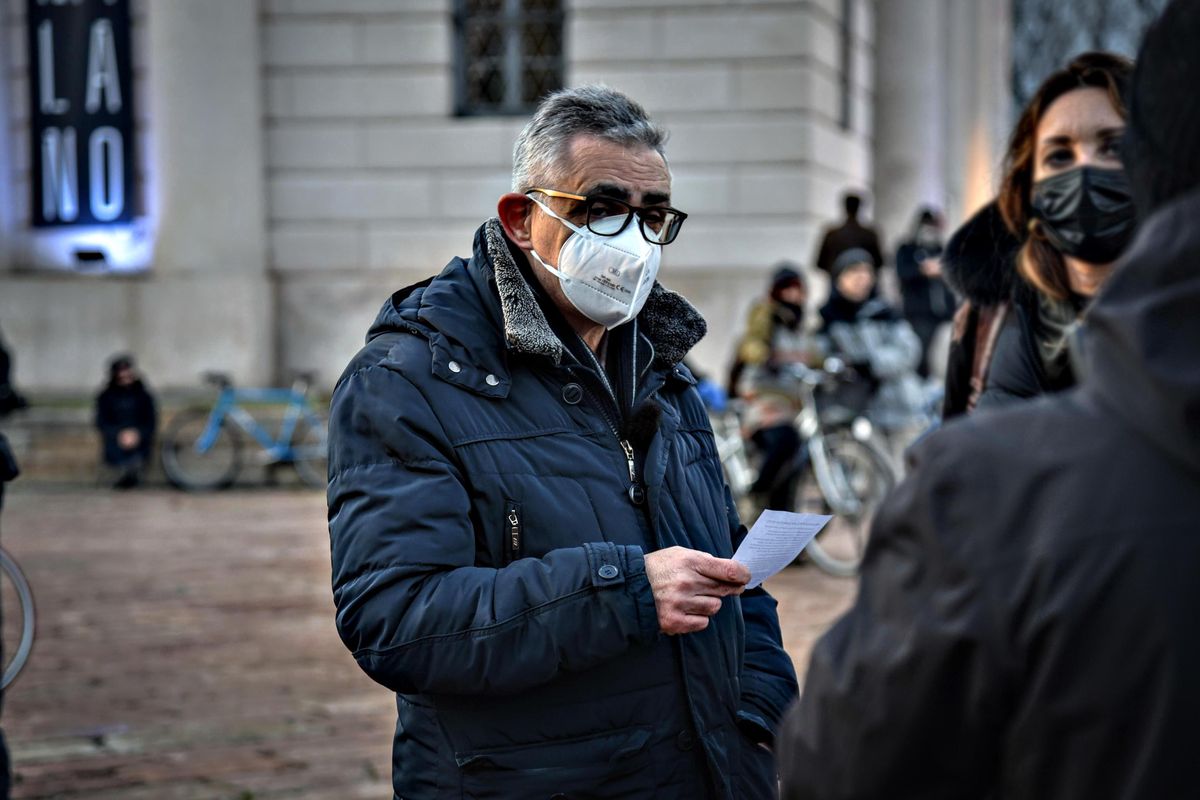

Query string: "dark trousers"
[[750, 424, 805, 511]]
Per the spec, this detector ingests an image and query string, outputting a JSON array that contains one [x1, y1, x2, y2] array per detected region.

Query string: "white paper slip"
[[733, 510, 833, 589]]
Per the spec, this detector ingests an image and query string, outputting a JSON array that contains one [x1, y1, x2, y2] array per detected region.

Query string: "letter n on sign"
[[27, 0, 136, 227]]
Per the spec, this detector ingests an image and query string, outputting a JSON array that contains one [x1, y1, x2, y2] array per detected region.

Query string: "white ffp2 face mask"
[[528, 198, 661, 330]]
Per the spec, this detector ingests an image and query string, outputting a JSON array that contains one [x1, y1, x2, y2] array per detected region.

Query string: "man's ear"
[[497, 193, 533, 250]]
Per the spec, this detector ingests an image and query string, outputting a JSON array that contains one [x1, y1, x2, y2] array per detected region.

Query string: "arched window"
[[454, 0, 565, 116]]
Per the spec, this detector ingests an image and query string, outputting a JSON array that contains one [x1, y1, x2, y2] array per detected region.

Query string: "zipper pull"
[[505, 501, 521, 559], [620, 439, 636, 484], [621, 439, 646, 506]]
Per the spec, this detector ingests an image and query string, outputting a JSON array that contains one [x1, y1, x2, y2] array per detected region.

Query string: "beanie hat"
[[1125, 0, 1200, 216], [769, 262, 804, 295], [830, 247, 873, 279]]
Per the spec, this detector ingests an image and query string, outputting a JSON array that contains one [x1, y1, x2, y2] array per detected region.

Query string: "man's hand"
[[117, 428, 141, 450], [919, 257, 942, 278], [644, 546, 750, 635]]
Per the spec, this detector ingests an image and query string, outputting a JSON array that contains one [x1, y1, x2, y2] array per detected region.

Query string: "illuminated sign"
[[27, 0, 135, 227]]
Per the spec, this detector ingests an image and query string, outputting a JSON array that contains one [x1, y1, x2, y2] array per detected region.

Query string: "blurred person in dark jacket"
[[0, 327, 27, 418], [895, 207, 956, 378], [327, 86, 796, 800], [779, 4, 1200, 797], [95, 355, 157, 489], [813, 193, 884, 277], [979, 52, 1136, 409]]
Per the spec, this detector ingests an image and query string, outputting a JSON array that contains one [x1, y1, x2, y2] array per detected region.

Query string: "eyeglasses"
[[527, 188, 688, 245]]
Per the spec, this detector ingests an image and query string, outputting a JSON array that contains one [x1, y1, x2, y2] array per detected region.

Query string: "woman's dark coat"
[[327, 220, 797, 799], [779, 186, 1200, 799]]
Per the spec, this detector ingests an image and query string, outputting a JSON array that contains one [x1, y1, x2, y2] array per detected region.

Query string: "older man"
[[328, 86, 797, 799]]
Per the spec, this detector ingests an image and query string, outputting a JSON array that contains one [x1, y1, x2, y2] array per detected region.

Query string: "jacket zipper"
[[571, 333, 645, 504]]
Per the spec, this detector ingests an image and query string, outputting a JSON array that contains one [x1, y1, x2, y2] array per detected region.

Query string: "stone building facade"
[[0, 0, 1008, 392]]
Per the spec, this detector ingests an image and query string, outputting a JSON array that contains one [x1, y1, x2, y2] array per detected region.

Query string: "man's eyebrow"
[[584, 183, 631, 201], [642, 191, 671, 206]]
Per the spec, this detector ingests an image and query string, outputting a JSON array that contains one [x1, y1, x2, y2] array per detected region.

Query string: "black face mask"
[[1031, 166, 1137, 264]]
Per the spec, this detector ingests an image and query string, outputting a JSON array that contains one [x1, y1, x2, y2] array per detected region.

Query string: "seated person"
[[95, 355, 157, 488], [732, 264, 822, 510], [819, 249, 925, 435]]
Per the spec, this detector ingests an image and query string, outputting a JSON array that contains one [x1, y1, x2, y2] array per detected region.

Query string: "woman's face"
[[1033, 86, 1125, 183]]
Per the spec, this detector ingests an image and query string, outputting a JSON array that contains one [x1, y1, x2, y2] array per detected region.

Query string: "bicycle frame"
[[196, 388, 318, 461]]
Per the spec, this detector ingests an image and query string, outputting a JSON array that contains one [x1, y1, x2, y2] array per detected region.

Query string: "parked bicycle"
[[161, 372, 328, 491], [713, 360, 896, 577], [1, 548, 34, 690]]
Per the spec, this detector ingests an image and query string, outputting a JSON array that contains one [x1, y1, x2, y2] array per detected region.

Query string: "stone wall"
[[263, 0, 875, 387]]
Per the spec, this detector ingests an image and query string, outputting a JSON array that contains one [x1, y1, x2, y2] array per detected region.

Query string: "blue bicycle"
[[161, 372, 328, 490]]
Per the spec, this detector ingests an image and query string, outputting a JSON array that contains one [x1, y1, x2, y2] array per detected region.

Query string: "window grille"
[[454, 0, 565, 116]]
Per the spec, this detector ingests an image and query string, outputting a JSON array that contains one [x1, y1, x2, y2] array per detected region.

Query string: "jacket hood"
[[365, 219, 707, 396], [942, 200, 1020, 306], [1084, 186, 1200, 473]]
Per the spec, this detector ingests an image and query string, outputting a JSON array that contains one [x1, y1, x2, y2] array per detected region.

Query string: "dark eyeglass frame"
[[526, 187, 688, 245]]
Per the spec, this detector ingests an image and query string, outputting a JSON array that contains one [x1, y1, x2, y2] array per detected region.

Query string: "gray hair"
[[511, 85, 669, 193]]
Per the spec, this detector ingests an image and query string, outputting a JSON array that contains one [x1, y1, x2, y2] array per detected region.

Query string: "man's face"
[[524, 135, 671, 320]]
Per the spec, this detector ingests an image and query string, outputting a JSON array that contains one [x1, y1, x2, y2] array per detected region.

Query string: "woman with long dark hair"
[[978, 51, 1135, 407]]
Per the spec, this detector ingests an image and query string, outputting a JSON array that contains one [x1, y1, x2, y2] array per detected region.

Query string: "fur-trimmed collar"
[[483, 218, 707, 368], [942, 200, 1020, 306]]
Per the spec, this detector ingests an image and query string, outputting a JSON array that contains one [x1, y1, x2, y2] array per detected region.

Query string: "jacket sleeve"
[[327, 363, 661, 697], [861, 320, 922, 379], [778, 435, 1012, 799], [726, 486, 799, 743]]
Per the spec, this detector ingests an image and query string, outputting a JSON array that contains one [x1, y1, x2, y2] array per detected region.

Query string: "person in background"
[[818, 249, 924, 437], [895, 207, 956, 378], [0, 326, 28, 419], [95, 355, 157, 489], [813, 193, 885, 278], [979, 51, 1135, 409], [779, 3, 1200, 795], [730, 264, 821, 511]]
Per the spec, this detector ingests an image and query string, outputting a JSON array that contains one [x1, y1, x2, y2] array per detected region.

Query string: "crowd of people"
[[322, 1, 1200, 797]]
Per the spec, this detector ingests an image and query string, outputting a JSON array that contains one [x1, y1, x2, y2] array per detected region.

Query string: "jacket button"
[[448, 361, 462, 373], [485, 373, 499, 386], [562, 383, 583, 404], [676, 729, 695, 751], [597, 564, 619, 580]]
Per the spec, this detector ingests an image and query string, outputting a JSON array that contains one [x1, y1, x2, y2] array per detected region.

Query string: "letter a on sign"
[[28, 0, 136, 228]]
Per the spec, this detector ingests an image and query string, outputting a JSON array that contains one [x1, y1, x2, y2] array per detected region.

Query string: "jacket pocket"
[[503, 499, 522, 564], [455, 725, 654, 799]]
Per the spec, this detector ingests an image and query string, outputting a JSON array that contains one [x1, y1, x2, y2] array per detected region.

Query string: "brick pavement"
[[0, 488, 854, 799]]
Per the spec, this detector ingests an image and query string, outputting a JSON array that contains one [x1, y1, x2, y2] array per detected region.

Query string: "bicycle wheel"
[[290, 413, 328, 489], [161, 409, 243, 491], [2, 547, 35, 690], [796, 433, 895, 577]]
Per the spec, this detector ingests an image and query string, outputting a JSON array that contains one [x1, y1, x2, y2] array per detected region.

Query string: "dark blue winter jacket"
[[328, 220, 798, 799]]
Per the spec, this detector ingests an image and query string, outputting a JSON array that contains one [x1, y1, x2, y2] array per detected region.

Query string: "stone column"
[[141, 0, 273, 387], [873, 0, 1013, 240], [872, 0, 946, 253]]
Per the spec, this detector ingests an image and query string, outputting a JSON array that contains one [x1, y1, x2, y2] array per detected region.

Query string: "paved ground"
[[0, 488, 855, 799]]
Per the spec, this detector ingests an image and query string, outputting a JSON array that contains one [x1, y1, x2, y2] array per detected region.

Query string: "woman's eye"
[[1100, 137, 1123, 159], [1043, 148, 1073, 168]]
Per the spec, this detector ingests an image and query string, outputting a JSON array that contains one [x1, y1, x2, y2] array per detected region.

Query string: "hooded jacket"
[[328, 220, 797, 799], [778, 186, 1200, 798]]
